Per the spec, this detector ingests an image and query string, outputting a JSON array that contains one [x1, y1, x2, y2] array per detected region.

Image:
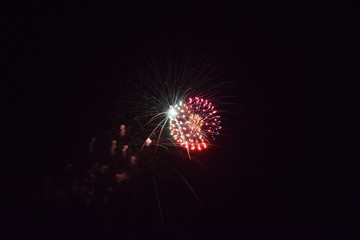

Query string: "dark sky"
[[4, 2, 354, 239]]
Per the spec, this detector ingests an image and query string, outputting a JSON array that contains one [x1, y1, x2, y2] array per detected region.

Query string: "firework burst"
[[111, 47, 229, 159], [169, 97, 221, 151]]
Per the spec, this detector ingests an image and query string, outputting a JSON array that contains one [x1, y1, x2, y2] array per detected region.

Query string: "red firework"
[[169, 97, 221, 151]]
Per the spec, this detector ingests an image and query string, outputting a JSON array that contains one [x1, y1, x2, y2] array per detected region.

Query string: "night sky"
[[4, 2, 354, 239]]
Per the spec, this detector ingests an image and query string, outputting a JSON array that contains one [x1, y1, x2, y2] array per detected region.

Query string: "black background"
[[4, 2, 354, 239]]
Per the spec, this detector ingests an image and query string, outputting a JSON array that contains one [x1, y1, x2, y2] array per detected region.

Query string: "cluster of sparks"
[[168, 97, 221, 151]]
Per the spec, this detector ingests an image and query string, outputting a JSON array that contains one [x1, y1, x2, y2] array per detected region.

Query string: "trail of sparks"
[[168, 164, 201, 203], [141, 116, 168, 151], [152, 163, 164, 228]]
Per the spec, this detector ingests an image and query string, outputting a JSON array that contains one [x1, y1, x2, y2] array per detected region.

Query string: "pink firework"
[[169, 97, 221, 151]]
